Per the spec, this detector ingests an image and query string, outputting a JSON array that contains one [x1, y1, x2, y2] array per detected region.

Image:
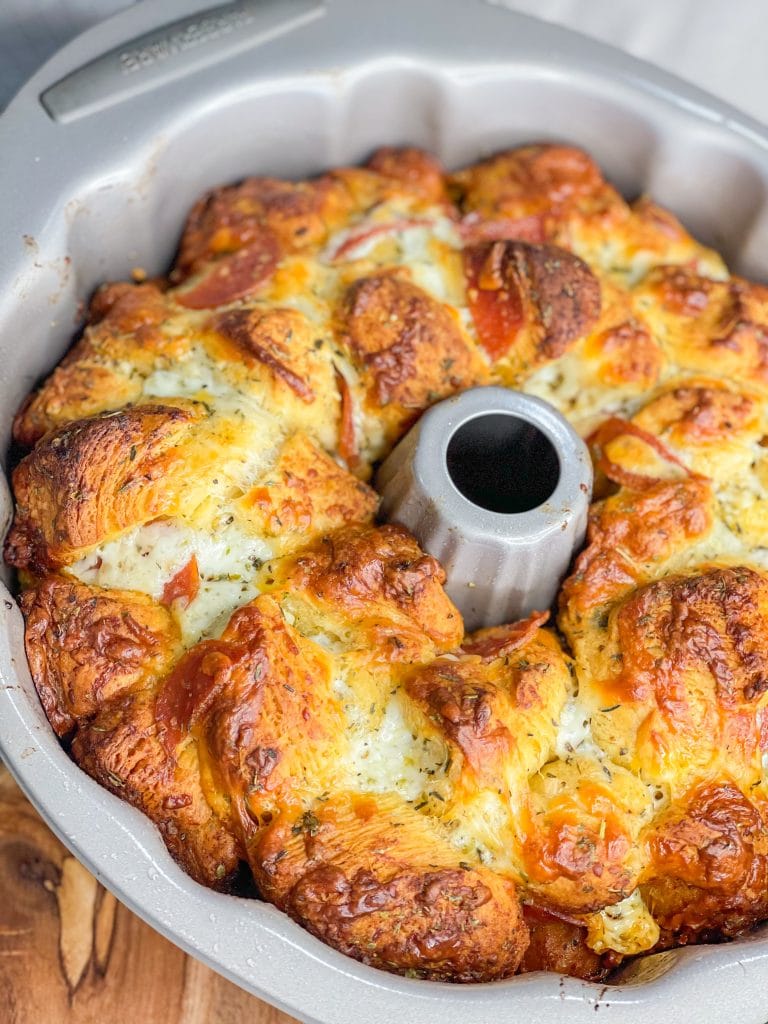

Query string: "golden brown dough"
[[156, 595, 345, 826], [405, 616, 569, 791], [21, 575, 180, 737], [251, 793, 529, 981], [338, 272, 488, 439], [74, 688, 242, 888], [236, 433, 378, 553], [451, 144, 626, 246], [174, 147, 451, 284], [6, 403, 206, 573], [22, 573, 239, 887], [13, 282, 175, 447], [261, 523, 464, 659], [643, 783, 768, 940], [635, 265, 768, 386], [365, 146, 449, 204], [174, 175, 352, 279]]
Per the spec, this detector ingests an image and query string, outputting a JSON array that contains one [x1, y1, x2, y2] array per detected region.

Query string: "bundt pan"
[[3, 0, 768, 1020]]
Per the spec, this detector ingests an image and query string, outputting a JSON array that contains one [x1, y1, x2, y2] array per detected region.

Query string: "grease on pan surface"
[[7, 143, 768, 983]]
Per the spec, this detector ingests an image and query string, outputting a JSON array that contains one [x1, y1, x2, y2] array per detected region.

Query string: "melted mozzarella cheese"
[[342, 691, 448, 801], [446, 790, 515, 871], [555, 697, 607, 761], [324, 210, 464, 306], [670, 515, 768, 574], [143, 350, 282, 433], [524, 351, 643, 431], [70, 517, 272, 644], [143, 350, 287, 509], [584, 889, 660, 955], [394, 223, 463, 304], [142, 355, 233, 402]]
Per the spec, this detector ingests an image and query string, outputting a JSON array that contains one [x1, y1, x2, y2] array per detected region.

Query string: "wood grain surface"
[[0, 765, 298, 1024]]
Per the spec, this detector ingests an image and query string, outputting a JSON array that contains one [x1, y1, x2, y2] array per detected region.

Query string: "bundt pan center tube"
[[4, 0, 768, 1022], [378, 387, 592, 631]]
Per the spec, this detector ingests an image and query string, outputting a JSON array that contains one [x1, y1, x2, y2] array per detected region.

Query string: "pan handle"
[[40, 0, 325, 124]]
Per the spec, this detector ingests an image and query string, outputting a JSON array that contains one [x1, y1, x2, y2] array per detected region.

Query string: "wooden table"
[[0, 766, 298, 1024]]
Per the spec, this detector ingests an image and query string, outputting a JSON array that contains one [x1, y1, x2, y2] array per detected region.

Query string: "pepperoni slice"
[[463, 240, 600, 363], [335, 368, 358, 468], [161, 555, 200, 608], [588, 416, 695, 490], [329, 218, 432, 262], [463, 242, 526, 361], [175, 235, 279, 309], [461, 611, 549, 661], [156, 641, 240, 751], [459, 213, 546, 245]]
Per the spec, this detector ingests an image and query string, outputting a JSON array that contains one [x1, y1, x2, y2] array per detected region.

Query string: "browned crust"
[[251, 794, 528, 981], [174, 148, 453, 282], [265, 523, 464, 656], [20, 570, 238, 887], [20, 575, 180, 737], [365, 146, 449, 205], [613, 566, 768, 708], [155, 595, 344, 826], [634, 385, 758, 445], [13, 282, 173, 448], [13, 363, 142, 450], [521, 784, 639, 914], [87, 280, 171, 329], [643, 783, 768, 940], [338, 272, 487, 415], [284, 862, 524, 981], [211, 307, 317, 402], [237, 433, 378, 548], [635, 265, 768, 384], [405, 622, 567, 788], [6, 403, 202, 573], [451, 143, 626, 244], [173, 175, 353, 279], [589, 317, 663, 389], [560, 477, 715, 627], [73, 688, 241, 888]]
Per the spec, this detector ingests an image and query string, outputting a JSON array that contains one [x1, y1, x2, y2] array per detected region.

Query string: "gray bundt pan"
[[2, 1, 768, 1021]]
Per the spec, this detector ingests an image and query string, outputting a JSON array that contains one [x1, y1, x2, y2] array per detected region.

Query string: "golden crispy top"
[[8, 143, 768, 983]]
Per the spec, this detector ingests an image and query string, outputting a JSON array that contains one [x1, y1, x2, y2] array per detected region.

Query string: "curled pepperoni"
[[176, 234, 279, 309], [463, 240, 600, 363], [589, 416, 696, 490], [156, 641, 233, 751], [330, 219, 432, 262], [464, 243, 525, 361], [462, 611, 550, 661]]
